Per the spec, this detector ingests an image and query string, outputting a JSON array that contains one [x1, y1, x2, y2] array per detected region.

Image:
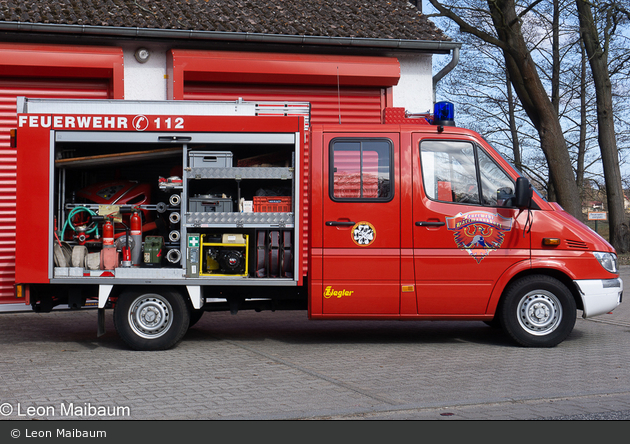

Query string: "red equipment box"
[[253, 196, 292, 212]]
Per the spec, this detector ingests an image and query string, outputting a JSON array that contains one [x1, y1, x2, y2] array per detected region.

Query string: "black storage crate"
[[189, 195, 233, 213]]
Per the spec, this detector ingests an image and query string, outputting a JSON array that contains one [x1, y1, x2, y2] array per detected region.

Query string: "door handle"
[[415, 221, 445, 227], [326, 221, 356, 227]]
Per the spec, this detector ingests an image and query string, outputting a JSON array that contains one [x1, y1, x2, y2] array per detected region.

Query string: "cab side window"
[[420, 140, 514, 206], [330, 139, 393, 201]]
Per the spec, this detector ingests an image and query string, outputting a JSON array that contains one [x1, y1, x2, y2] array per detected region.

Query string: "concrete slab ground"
[[0, 267, 627, 421]]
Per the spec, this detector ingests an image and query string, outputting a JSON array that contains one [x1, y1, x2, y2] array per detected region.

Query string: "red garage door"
[[183, 83, 385, 124], [0, 77, 111, 305]]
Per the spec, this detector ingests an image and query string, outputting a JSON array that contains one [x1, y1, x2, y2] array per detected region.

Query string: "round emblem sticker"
[[352, 222, 376, 246]]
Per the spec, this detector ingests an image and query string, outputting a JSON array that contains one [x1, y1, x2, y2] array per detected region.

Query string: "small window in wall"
[[420, 140, 514, 206], [330, 139, 393, 201]]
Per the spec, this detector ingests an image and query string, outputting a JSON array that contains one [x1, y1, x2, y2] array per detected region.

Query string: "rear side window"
[[330, 139, 393, 201]]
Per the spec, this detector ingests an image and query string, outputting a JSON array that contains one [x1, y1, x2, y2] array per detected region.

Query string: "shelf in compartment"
[[185, 212, 294, 228], [185, 167, 293, 180]]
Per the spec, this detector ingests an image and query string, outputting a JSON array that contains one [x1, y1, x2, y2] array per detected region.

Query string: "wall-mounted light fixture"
[[134, 47, 150, 63]]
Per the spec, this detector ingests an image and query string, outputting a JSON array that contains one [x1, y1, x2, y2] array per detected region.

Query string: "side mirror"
[[514, 177, 533, 208]]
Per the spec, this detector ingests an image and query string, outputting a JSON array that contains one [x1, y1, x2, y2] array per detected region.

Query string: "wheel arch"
[[107, 284, 193, 306], [487, 264, 583, 315]]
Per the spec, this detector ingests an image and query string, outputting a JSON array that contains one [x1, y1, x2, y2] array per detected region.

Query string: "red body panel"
[[15, 124, 51, 284]]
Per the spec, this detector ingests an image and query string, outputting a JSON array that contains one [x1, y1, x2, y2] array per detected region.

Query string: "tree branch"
[[428, 0, 509, 51]]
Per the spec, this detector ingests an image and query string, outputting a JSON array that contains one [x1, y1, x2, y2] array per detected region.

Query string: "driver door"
[[412, 136, 531, 315]]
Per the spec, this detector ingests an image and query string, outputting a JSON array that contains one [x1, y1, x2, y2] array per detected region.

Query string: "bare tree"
[[575, 0, 630, 252], [429, 0, 582, 219]]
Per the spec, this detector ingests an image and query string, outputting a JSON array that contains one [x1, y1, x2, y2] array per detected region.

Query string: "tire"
[[483, 318, 501, 329], [114, 289, 190, 351], [188, 309, 204, 329], [499, 275, 576, 347]]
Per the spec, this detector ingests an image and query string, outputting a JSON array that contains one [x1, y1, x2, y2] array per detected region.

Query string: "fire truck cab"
[[13, 98, 623, 350]]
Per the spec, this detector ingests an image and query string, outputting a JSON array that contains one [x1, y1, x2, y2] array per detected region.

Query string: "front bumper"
[[574, 278, 623, 318]]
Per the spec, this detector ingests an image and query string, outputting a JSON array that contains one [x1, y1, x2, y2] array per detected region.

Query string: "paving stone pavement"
[[0, 267, 628, 421]]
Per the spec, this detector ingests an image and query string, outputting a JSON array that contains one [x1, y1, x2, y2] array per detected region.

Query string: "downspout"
[[432, 46, 460, 103]]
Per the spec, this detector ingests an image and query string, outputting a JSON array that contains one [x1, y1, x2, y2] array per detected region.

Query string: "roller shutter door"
[[0, 77, 110, 304], [183, 83, 384, 124]]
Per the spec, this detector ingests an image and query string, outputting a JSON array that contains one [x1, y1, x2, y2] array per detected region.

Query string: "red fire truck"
[[12, 98, 622, 350]]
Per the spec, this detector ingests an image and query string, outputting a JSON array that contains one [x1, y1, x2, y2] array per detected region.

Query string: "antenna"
[[337, 66, 341, 124]]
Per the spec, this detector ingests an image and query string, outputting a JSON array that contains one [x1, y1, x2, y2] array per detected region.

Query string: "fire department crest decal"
[[352, 222, 376, 246], [446, 211, 513, 263]]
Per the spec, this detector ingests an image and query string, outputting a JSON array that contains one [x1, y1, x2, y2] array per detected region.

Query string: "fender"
[[486, 257, 582, 315], [485, 259, 531, 314]]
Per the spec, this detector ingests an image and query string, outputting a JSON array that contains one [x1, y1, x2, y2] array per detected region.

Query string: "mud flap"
[[97, 308, 106, 337]]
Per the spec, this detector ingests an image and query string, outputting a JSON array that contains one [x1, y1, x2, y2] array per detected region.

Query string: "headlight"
[[593, 252, 618, 273]]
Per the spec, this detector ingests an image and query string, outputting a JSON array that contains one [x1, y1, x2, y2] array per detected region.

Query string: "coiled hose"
[[60, 207, 100, 241]]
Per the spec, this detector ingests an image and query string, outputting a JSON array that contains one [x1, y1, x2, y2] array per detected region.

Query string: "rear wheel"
[[114, 289, 190, 351], [499, 275, 576, 347]]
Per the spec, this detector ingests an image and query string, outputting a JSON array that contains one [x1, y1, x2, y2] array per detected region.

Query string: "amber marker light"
[[543, 238, 561, 246], [9, 128, 17, 148]]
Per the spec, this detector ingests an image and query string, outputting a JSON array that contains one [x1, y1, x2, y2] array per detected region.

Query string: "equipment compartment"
[[50, 132, 299, 282]]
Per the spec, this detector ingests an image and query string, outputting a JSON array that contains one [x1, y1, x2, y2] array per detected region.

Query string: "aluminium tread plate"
[[185, 212, 294, 227], [186, 167, 293, 180]]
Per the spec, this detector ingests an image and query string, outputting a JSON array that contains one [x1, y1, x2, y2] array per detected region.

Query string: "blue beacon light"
[[433, 101, 455, 127]]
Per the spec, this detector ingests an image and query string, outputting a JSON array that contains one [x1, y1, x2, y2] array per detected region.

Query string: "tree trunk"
[[506, 68, 522, 171], [552, 0, 560, 117], [548, 0, 560, 204], [488, 0, 582, 218], [576, 39, 587, 195], [576, 0, 629, 253]]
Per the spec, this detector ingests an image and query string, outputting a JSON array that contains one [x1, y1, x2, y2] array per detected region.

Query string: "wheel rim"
[[128, 294, 173, 339], [517, 290, 562, 336]]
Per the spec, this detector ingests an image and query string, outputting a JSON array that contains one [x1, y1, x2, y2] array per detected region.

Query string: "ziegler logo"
[[324, 286, 354, 299], [446, 211, 513, 263]]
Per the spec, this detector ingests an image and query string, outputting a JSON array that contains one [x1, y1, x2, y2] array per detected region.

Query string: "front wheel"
[[499, 275, 576, 347], [114, 289, 190, 351]]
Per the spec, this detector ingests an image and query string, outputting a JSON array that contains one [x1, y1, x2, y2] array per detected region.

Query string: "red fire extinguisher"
[[130, 210, 142, 266], [102, 219, 114, 248], [100, 218, 118, 270]]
